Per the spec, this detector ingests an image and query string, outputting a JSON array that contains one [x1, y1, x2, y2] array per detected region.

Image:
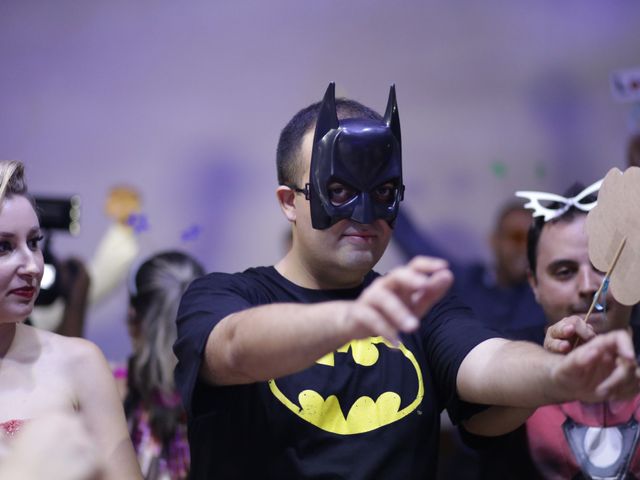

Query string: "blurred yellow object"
[[105, 186, 141, 224]]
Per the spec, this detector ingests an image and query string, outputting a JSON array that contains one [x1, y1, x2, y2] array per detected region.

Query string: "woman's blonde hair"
[[0, 160, 27, 206]]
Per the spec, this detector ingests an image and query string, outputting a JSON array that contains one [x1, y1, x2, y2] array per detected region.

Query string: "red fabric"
[[0, 419, 25, 438], [527, 398, 640, 479]]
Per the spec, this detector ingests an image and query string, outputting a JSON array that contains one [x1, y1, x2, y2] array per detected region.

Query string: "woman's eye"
[[328, 183, 356, 206], [0, 240, 12, 254], [28, 235, 44, 250]]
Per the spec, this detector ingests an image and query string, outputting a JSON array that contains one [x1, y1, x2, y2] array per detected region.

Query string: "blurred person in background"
[[393, 201, 545, 333], [124, 251, 204, 479]]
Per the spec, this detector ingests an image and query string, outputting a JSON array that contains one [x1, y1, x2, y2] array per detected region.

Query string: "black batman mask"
[[304, 83, 405, 230]]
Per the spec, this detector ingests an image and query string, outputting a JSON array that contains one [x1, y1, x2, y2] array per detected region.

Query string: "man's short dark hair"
[[276, 98, 382, 187], [526, 183, 598, 277]]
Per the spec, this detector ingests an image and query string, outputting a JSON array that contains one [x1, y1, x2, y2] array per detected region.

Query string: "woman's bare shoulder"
[[24, 326, 109, 372]]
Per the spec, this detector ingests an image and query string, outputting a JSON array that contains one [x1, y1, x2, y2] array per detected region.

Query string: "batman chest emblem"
[[268, 337, 424, 435]]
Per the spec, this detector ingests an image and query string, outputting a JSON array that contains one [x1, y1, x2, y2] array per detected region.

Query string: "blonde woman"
[[0, 160, 142, 479]]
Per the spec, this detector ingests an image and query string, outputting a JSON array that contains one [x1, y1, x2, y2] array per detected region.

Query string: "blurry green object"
[[491, 160, 507, 178]]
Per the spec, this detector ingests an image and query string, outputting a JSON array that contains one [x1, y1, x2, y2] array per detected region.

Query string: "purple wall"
[[2, 1, 639, 358]]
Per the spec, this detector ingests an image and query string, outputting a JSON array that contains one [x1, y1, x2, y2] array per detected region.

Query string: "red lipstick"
[[9, 287, 36, 299]]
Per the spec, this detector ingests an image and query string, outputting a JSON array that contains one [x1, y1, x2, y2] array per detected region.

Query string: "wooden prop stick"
[[573, 236, 627, 349], [584, 236, 627, 325]]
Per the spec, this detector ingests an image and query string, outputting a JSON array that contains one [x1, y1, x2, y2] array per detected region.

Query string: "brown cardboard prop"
[[586, 166, 640, 307]]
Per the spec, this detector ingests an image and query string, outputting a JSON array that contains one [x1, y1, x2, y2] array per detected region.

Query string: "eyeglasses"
[[287, 184, 310, 200], [285, 181, 400, 207]]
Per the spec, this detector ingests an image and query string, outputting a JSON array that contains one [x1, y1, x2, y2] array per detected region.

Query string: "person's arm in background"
[[393, 207, 454, 263], [88, 186, 140, 305], [56, 258, 91, 338]]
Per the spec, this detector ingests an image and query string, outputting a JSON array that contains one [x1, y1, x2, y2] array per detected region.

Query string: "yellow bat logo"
[[269, 337, 424, 435]]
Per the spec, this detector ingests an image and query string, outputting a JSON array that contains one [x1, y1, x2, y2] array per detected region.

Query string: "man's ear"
[[276, 185, 297, 222], [527, 269, 540, 302]]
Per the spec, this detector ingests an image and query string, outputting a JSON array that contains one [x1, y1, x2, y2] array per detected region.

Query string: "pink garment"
[[112, 364, 128, 380], [113, 365, 190, 479], [527, 397, 640, 479], [129, 405, 189, 480], [0, 419, 25, 438]]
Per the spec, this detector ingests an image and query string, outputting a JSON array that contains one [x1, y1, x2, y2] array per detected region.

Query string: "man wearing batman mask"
[[174, 83, 640, 479]]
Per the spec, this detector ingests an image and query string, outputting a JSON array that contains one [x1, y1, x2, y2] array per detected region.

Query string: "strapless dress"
[[0, 419, 25, 438]]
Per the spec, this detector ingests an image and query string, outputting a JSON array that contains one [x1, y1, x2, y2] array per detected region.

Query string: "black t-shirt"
[[174, 266, 495, 479]]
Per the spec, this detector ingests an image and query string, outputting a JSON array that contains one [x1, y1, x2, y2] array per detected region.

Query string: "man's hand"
[[551, 329, 640, 402], [341, 256, 453, 345], [544, 315, 596, 354]]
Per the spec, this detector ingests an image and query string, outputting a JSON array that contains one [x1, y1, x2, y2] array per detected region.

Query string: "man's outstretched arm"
[[461, 316, 616, 437], [457, 331, 640, 409], [202, 257, 453, 386]]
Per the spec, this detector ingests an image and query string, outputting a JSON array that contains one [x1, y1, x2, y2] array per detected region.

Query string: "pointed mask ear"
[[383, 84, 401, 145], [313, 82, 339, 145]]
